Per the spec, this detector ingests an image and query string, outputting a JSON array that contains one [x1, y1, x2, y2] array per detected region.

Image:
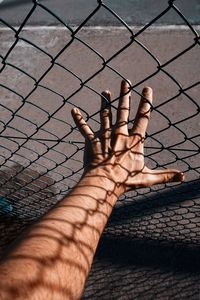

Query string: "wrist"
[[81, 166, 125, 200]]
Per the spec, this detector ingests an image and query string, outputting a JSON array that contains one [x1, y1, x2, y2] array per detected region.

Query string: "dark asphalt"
[[0, 0, 200, 27]]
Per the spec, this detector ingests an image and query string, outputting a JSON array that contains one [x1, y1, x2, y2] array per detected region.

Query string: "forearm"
[[0, 169, 122, 300]]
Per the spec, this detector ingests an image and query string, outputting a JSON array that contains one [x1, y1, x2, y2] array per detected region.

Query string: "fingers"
[[100, 91, 112, 156], [71, 107, 94, 140], [100, 91, 112, 132], [131, 86, 153, 137], [71, 107, 102, 155], [116, 80, 131, 135], [145, 167, 185, 186]]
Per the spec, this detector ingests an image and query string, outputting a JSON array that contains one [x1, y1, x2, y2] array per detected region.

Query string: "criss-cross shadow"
[[0, 164, 58, 259], [107, 179, 200, 226], [0, 167, 199, 299], [83, 236, 200, 299], [82, 179, 200, 299]]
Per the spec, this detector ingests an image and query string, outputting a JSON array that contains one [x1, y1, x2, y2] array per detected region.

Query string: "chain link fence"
[[0, 0, 200, 298]]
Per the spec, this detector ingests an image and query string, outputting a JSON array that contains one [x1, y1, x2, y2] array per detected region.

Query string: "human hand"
[[71, 80, 184, 193]]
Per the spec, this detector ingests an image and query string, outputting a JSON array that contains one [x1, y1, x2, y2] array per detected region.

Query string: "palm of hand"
[[72, 80, 184, 192]]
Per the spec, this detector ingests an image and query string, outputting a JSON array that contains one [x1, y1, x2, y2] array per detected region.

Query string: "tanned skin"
[[0, 80, 184, 299]]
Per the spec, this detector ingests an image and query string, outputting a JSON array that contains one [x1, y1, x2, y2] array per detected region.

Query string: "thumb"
[[145, 167, 185, 186]]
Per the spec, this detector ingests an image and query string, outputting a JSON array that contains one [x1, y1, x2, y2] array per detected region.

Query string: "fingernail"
[[102, 90, 111, 99], [143, 86, 152, 95], [180, 172, 185, 182], [72, 107, 79, 114], [122, 79, 131, 87], [173, 172, 185, 182]]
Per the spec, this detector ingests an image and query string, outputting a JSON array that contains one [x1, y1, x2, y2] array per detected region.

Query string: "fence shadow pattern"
[[0, 0, 200, 298]]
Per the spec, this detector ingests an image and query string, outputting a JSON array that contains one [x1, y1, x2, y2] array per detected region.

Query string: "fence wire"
[[0, 0, 200, 299]]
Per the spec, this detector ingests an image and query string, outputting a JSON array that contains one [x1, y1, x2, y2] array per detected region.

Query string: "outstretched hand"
[[0, 81, 185, 300], [72, 80, 184, 193]]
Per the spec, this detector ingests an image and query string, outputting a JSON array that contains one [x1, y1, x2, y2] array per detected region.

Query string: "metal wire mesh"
[[0, 0, 200, 298]]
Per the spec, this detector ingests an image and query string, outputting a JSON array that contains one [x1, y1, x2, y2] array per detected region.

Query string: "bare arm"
[[0, 81, 184, 300]]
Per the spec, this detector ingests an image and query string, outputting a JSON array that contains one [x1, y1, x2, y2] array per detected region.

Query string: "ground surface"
[[1, 0, 200, 26]]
